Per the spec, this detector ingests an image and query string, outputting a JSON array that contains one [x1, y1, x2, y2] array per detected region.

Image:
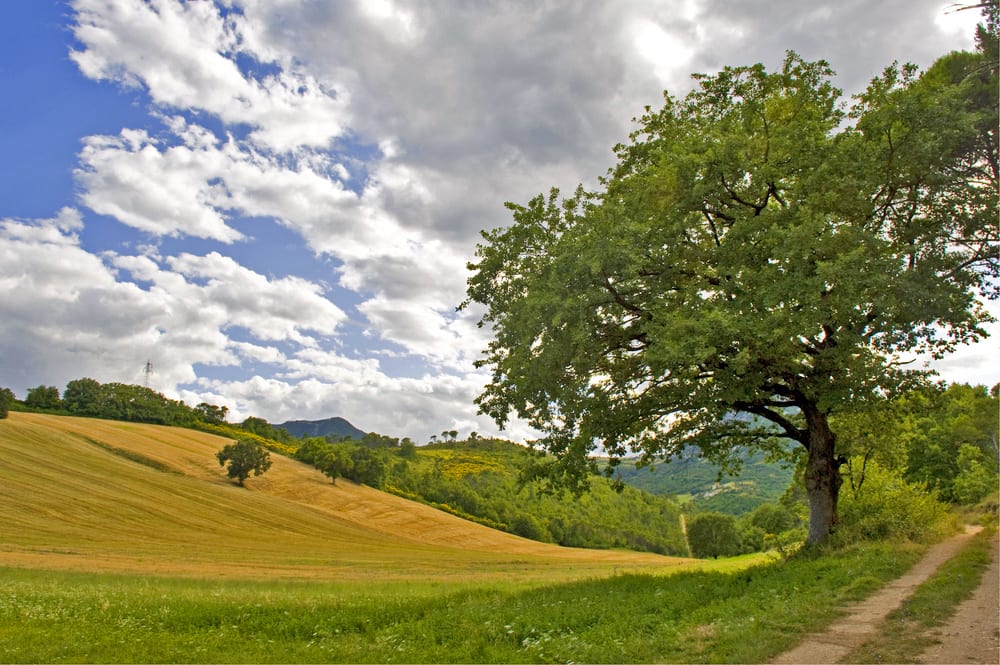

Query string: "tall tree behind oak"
[[465, 23, 997, 544]]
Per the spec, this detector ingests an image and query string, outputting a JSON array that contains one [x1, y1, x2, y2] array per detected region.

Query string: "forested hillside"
[[614, 449, 796, 515], [295, 436, 690, 556]]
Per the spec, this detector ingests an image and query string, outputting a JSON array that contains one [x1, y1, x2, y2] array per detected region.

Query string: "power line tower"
[[143, 360, 154, 387]]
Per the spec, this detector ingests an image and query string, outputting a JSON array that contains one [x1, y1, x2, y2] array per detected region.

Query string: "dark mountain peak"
[[275, 416, 366, 440]]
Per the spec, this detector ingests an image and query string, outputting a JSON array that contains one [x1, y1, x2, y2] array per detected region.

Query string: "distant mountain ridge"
[[275, 416, 367, 440]]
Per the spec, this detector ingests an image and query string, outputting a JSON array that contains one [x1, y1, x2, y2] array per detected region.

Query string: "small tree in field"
[[216, 439, 272, 486], [317, 448, 353, 485], [687, 513, 741, 559]]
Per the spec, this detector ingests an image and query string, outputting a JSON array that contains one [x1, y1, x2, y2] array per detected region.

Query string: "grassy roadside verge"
[[0, 542, 924, 663], [840, 526, 997, 664]]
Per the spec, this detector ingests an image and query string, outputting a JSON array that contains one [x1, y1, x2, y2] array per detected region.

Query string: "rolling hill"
[[0, 412, 688, 581]]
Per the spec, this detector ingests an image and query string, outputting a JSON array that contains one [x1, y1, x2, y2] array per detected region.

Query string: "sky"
[[0, 0, 994, 443]]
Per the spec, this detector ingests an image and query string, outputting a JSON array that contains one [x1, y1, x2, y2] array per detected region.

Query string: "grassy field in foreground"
[[0, 541, 924, 663]]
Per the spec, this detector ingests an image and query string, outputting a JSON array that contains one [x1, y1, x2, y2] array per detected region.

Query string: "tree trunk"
[[802, 404, 841, 545]]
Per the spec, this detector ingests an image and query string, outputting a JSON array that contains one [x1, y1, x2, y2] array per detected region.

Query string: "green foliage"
[[409, 442, 689, 554], [341, 445, 390, 487], [615, 448, 796, 515], [952, 444, 996, 504], [836, 459, 952, 544], [97, 383, 193, 424], [293, 437, 689, 555], [57, 377, 200, 427], [240, 417, 295, 445], [686, 513, 741, 558], [748, 503, 800, 535], [901, 384, 998, 503], [0, 387, 14, 419], [62, 378, 103, 416], [316, 448, 353, 485], [359, 431, 401, 448], [293, 437, 331, 465], [194, 402, 228, 424], [398, 439, 418, 459], [293, 438, 390, 488], [24, 385, 61, 411], [733, 503, 805, 556], [836, 383, 999, 504], [465, 45, 997, 545], [216, 440, 273, 486]]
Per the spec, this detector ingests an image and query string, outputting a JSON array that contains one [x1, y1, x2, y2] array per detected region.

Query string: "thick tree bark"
[[802, 404, 842, 545]]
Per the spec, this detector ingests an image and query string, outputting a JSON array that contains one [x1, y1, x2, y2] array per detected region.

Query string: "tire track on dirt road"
[[771, 526, 989, 665]]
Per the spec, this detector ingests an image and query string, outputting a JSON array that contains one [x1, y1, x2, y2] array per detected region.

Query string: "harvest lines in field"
[[0, 413, 689, 582]]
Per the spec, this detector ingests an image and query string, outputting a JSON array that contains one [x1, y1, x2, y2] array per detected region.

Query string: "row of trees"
[[4, 378, 297, 446], [686, 503, 804, 559], [9, 378, 233, 429], [294, 437, 397, 487]]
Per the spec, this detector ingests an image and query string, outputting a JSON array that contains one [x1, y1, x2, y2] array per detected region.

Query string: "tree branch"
[[733, 401, 808, 447]]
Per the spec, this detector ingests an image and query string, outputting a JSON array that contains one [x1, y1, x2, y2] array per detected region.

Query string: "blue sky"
[[0, 0, 994, 442]]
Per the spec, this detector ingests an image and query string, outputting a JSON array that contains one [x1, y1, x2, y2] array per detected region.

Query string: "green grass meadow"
[[0, 542, 924, 663]]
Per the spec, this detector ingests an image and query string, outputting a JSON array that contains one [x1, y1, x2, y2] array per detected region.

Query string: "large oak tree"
[[465, 34, 997, 545]]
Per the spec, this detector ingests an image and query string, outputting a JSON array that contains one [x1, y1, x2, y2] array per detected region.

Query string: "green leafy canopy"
[[464, 47, 998, 542]]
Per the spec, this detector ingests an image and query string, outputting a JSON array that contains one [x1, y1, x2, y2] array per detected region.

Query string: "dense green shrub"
[[748, 503, 799, 534], [25, 385, 61, 410], [836, 459, 952, 544], [952, 444, 996, 505]]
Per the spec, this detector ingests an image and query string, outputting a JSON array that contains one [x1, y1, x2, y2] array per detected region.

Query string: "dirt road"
[[917, 531, 999, 664], [772, 526, 997, 665]]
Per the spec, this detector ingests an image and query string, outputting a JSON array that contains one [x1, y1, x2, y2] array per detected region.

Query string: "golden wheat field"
[[0, 412, 693, 583]]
